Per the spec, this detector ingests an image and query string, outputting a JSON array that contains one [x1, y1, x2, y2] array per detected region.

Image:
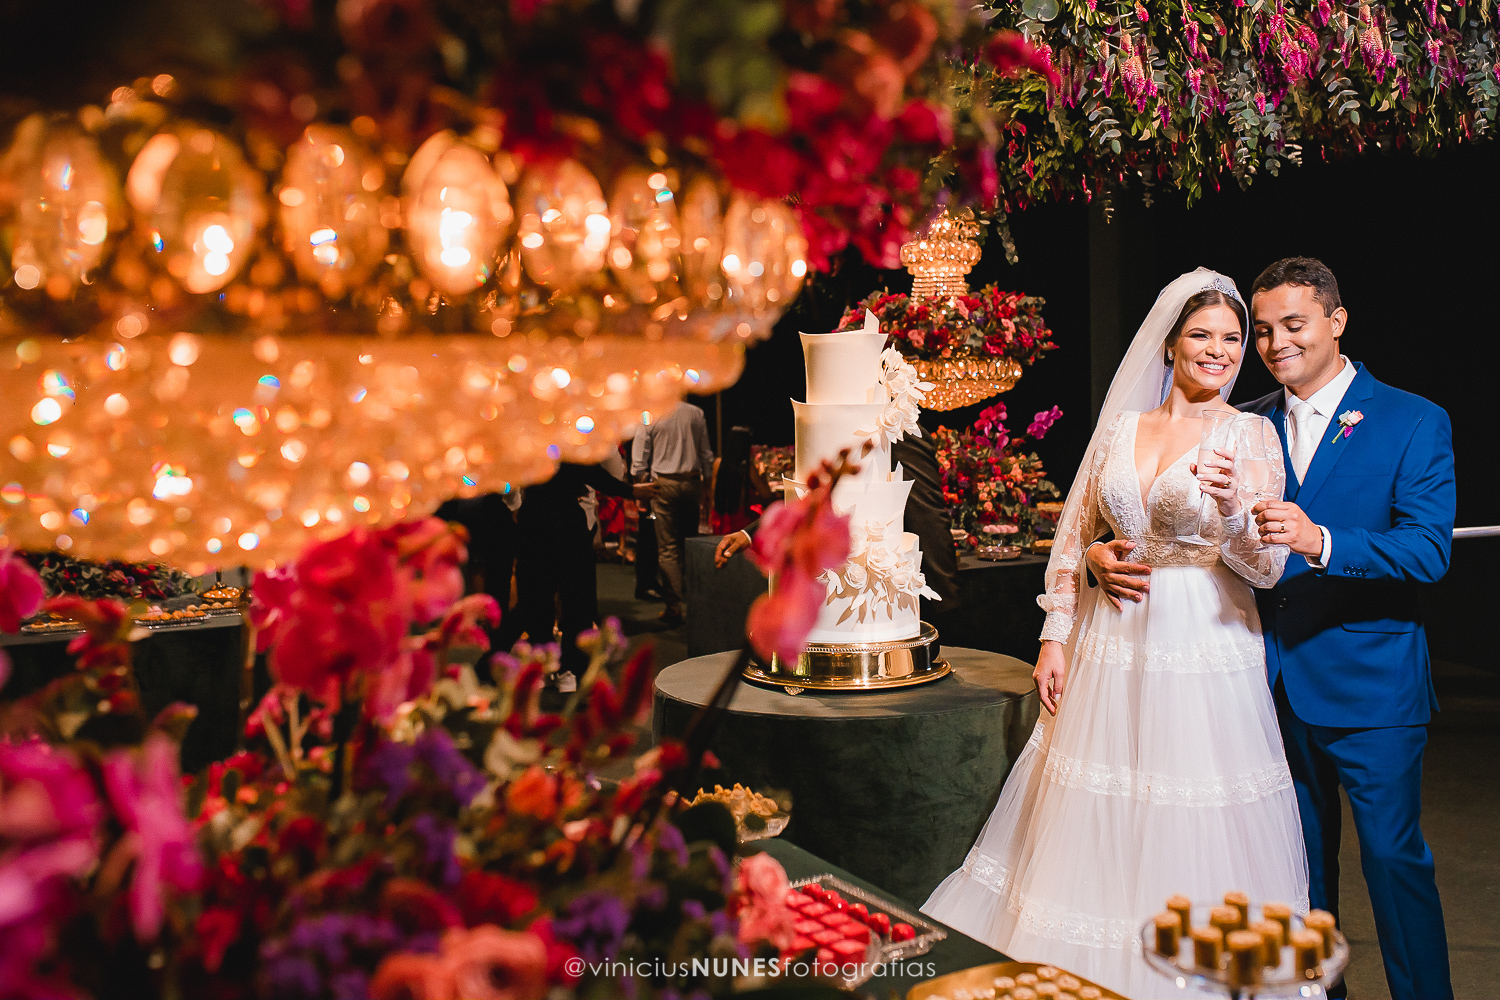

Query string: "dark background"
[[694, 140, 1500, 670]]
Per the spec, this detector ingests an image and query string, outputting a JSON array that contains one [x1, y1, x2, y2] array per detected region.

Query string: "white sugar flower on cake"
[[824, 516, 940, 625], [853, 310, 933, 452]]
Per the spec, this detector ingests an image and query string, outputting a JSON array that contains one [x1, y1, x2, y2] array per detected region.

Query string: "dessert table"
[[684, 536, 1049, 664], [1, 615, 248, 773], [654, 647, 1040, 906], [745, 836, 1011, 994]]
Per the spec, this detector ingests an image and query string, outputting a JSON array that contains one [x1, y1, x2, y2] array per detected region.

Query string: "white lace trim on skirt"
[[1075, 625, 1266, 674], [959, 848, 1138, 949], [1042, 747, 1293, 807]]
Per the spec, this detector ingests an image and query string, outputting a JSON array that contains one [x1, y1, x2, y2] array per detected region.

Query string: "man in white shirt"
[[630, 402, 714, 625]]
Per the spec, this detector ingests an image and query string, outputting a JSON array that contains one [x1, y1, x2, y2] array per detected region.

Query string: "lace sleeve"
[[1220, 414, 1290, 588], [1036, 413, 1122, 642]]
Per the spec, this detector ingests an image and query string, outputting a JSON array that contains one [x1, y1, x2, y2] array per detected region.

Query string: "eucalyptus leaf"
[[1022, 0, 1062, 22]]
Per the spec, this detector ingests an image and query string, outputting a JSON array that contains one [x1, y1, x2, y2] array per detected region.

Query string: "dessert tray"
[[908, 961, 1126, 1000], [975, 545, 1023, 561], [686, 784, 790, 843], [1140, 901, 1348, 998], [782, 874, 946, 988]]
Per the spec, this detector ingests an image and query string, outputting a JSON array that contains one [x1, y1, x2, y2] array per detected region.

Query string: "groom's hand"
[[1253, 500, 1323, 557], [1086, 540, 1151, 611]]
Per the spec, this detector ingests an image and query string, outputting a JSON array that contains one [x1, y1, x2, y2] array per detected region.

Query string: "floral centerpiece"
[[0, 495, 859, 1000], [839, 288, 1056, 368], [934, 402, 1063, 547], [20, 552, 201, 603]]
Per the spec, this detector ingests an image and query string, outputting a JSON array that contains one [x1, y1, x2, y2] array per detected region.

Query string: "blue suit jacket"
[[1244, 363, 1455, 728]]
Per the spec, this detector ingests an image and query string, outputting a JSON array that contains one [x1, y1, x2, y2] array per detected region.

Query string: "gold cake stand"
[[742, 622, 949, 692]]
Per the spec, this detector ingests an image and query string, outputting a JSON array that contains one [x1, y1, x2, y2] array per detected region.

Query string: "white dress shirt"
[[630, 403, 714, 479], [1283, 355, 1357, 569]]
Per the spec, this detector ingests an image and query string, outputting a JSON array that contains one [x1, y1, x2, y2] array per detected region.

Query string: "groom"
[[1090, 257, 1455, 1000]]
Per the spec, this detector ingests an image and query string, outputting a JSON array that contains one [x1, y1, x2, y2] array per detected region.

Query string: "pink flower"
[[0, 742, 101, 844], [1028, 405, 1064, 439], [747, 569, 827, 664], [381, 519, 469, 623], [432, 593, 502, 651], [0, 551, 44, 633], [439, 925, 549, 1000], [42, 596, 131, 670], [247, 566, 298, 653], [985, 31, 1062, 86], [734, 854, 796, 949], [369, 952, 456, 1000], [102, 734, 203, 942]]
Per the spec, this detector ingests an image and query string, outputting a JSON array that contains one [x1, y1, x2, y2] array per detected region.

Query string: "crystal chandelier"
[[0, 100, 807, 569], [898, 207, 1021, 411]]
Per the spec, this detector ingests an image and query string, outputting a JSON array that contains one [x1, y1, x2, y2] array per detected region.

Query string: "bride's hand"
[[1191, 447, 1241, 517], [1033, 641, 1067, 715]]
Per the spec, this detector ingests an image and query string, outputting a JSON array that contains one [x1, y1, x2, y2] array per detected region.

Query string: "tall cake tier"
[[789, 323, 934, 645]]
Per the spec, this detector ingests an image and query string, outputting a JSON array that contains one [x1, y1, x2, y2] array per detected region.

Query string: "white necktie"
[[1289, 400, 1317, 482]]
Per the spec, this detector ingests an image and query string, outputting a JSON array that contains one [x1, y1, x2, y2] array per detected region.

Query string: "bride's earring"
[[1165, 351, 1175, 363]]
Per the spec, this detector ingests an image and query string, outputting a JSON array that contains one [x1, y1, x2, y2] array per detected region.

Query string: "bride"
[[922, 269, 1310, 997]]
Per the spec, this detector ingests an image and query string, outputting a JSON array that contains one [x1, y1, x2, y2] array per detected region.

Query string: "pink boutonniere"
[[1330, 409, 1364, 443]]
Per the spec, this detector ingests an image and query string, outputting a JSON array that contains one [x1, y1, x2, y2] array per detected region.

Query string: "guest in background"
[[434, 491, 521, 648], [494, 462, 648, 676], [711, 425, 764, 536], [631, 401, 714, 627]]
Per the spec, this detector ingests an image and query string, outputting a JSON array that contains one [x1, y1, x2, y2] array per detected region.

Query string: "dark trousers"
[[1274, 679, 1453, 1000], [651, 476, 701, 615], [495, 525, 597, 675], [634, 506, 659, 599]]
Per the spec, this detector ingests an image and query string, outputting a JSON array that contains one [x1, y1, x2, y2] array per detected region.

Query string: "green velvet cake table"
[[653, 647, 1039, 906]]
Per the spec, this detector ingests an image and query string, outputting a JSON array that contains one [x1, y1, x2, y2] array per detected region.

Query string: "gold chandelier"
[[0, 102, 807, 569], [899, 207, 1020, 411]]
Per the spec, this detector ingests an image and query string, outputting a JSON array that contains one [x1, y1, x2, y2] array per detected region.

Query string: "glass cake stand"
[[1139, 904, 1349, 999]]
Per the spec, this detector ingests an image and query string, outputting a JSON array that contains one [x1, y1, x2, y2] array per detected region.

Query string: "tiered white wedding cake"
[[788, 311, 939, 644]]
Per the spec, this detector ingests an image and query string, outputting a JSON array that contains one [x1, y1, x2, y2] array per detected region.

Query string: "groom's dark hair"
[[1251, 257, 1342, 316]]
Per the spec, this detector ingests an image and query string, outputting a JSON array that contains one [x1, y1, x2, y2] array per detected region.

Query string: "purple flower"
[[365, 741, 418, 808], [263, 954, 323, 997], [411, 814, 462, 887], [553, 891, 632, 962], [330, 970, 370, 1000], [655, 822, 690, 868], [415, 729, 486, 807], [681, 899, 707, 921]]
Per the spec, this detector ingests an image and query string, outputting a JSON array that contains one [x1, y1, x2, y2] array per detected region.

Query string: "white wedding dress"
[[922, 408, 1311, 999]]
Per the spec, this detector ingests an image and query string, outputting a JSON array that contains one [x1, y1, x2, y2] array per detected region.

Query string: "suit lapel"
[[1268, 394, 1296, 501], [1293, 363, 1376, 510]]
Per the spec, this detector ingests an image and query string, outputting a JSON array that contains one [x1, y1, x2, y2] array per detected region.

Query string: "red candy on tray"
[[788, 879, 926, 973], [841, 922, 871, 943]]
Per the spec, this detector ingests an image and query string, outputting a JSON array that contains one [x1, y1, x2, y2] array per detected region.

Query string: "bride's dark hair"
[[1164, 289, 1248, 355]]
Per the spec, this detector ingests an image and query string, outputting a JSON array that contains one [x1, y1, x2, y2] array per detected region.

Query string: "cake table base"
[[746, 621, 948, 691]]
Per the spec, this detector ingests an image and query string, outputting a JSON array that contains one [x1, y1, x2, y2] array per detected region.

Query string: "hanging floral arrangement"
[[837, 287, 1057, 367]]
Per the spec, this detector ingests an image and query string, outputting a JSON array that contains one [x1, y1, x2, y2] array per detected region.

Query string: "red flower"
[[714, 124, 803, 199], [896, 100, 954, 146], [195, 906, 243, 973], [457, 870, 540, 928]]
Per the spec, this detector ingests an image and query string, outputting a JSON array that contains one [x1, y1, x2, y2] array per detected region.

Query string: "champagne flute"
[[1234, 416, 1279, 545], [1177, 408, 1238, 546]]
